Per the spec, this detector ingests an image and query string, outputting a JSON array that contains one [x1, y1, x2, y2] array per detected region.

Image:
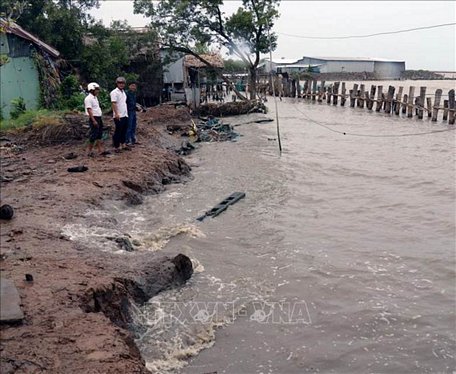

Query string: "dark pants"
[[89, 117, 103, 144], [126, 111, 137, 144], [113, 117, 128, 148]]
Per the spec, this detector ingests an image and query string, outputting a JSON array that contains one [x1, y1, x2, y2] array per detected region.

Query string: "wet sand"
[[0, 109, 193, 373]]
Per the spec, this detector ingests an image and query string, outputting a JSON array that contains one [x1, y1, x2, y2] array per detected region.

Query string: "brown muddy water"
[[63, 80, 455, 373]]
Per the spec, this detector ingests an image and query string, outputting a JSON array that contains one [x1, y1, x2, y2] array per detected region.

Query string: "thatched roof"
[[184, 54, 224, 69]]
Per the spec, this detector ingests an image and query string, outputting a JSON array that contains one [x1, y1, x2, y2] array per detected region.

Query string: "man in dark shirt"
[[126, 82, 139, 145]]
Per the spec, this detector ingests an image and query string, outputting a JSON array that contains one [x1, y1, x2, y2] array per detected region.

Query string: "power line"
[[292, 103, 455, 138], [279, 22, 456, 40]]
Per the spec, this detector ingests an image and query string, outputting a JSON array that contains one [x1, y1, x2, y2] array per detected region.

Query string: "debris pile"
[[140, 104, 191, 125], [198, 100, 267, 117], [3, 113, 90, 146], [196, 117, 239, 142]]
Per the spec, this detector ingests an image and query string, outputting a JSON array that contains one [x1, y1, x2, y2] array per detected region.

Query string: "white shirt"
[[84, 93, 102, 117], [110, 87, 128, 118]]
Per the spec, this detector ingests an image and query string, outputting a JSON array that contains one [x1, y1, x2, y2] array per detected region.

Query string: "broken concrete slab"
[[0, 278, 24, 323]]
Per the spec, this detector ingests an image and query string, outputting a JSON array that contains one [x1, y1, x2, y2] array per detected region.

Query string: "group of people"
[[83, 76, 139, 157]]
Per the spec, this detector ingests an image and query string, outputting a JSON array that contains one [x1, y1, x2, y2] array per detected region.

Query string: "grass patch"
[[0, 110, 66, 132]]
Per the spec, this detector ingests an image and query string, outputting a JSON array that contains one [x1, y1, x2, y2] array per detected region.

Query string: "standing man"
[[110, 76, 130, 153], [84, 82, 107, 157], [126, 82, 139, 145]]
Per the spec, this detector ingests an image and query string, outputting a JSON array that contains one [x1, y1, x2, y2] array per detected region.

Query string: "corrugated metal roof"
[[184, 54, 224, 68], [264, 57, 301, 64], [0, 18, 60, 58], [277, 64, 321, 68], [302, 56, 404, 63]]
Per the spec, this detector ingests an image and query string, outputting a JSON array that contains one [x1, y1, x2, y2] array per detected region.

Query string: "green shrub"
[[0, 109, 63, 131], [63, 92, 86, 111], [10, 97, 27, 119]]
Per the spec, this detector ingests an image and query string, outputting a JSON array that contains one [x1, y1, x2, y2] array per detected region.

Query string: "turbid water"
[[65, 80, 455, 373]]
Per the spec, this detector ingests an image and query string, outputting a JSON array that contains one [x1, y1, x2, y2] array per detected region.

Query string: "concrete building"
[[297, 56, 405, 79], [0, 18, 60, 119]]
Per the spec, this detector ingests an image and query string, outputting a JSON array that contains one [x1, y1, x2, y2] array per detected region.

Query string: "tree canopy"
[[1, 0, 161, 105], [134, 0, 280, 99]]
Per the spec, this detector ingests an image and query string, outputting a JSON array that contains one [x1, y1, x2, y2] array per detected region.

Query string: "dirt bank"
[[0, 108, 195, 373]]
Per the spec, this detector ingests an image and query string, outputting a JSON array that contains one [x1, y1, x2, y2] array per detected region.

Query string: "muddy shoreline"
[[0, 108, 197, 373]]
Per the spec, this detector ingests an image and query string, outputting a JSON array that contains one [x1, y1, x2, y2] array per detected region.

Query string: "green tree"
[[224, 58, 248, 74], [133, 0, 280, 100], [0, 0, 98, 58]]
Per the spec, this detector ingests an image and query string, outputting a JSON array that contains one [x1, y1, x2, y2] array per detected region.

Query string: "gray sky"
[[91, 1, 455, 70]]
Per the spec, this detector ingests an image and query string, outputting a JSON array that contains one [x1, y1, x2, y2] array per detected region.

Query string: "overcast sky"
[[91, 1, 455, 71]]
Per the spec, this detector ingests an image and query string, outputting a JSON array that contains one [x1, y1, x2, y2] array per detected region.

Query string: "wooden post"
[[449, 89, 455, 125], [407, 86, 415, 118], [366, 85, 376, 110], [375, 85, 383, 112], [341, 82, 346, 106], [426, 97, 432, 118], [312, 80, 317, 101], [327, 84, 332, 104], [432, 89, 442, 122], [318, 81, 325, 102], [395, 86, 403, 115], [333, 82, 340, 105], [417, 87, 426, 119], [402, 94, 408, 114], [358, 84, 365, 108], [291, 79, 296, 98], [443, 100, 449, 121], [305, 80, 311, 100], [385, 86, 395, 113], [302, 80, 307, 99], [350, 84, 358, 107]]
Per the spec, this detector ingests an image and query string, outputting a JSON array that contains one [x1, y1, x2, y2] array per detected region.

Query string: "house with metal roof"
[[1, 18, 60, 119], [260, 55, 405, 79], [259, 57, 315, 74], [161, 50, 224, 108], [297, 56, 405, 79]]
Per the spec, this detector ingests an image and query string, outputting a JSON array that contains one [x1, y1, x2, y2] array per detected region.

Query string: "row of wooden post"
[[294, 80, 455, 125]]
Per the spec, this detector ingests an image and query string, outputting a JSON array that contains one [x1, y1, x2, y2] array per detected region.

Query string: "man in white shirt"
[[110, 76, 130, 153], [84, 82, 107, 157]]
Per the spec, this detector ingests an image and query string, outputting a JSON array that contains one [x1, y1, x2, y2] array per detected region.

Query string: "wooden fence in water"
[[284, 80, 455, 125]]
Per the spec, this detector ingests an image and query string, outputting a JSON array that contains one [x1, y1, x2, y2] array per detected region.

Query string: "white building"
[[297, 56, 405, 79]]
